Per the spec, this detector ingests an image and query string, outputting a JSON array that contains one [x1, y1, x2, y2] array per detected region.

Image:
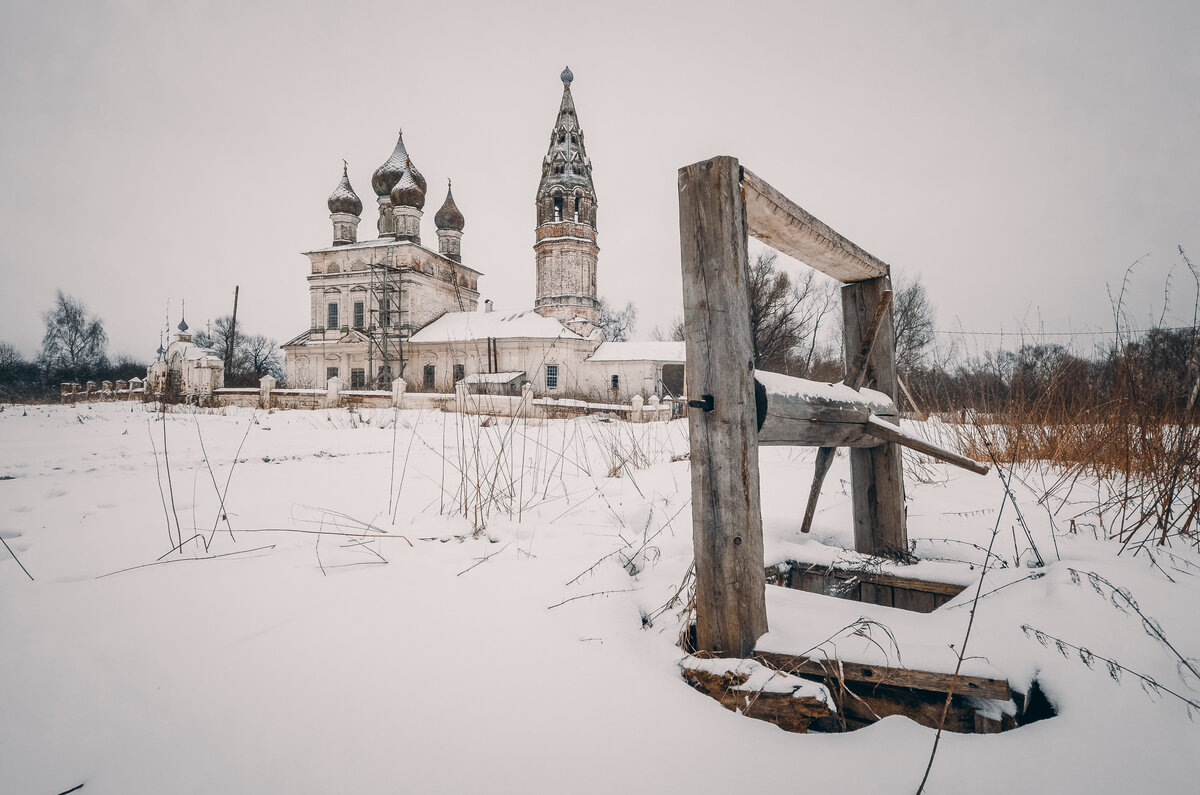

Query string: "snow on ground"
[[1, 402, 1198, 793]]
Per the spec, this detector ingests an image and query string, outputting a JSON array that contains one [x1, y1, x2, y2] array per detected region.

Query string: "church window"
[[570, 134, 577, 145], [553, 196, 563, 221], [327, 302, 338, 330], [453, 364, 465, 384], [611, 374, 619, 391], [546, 364, 559, 390], [423, 364, 436, 390], [353, 301, 364, 329], [574, 195, 581, 221], [557, 134, 565, 144], [351, 369, 365, 389], [381, 297, 391, 327], [327, 366, 339, 382]]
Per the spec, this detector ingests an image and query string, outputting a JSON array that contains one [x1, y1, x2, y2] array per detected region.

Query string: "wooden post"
[[842, 277, 908, 558], [678, 155, 768, 658]]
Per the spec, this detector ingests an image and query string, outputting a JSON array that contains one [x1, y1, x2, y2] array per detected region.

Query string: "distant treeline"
[[906, 326, 1199, 420]]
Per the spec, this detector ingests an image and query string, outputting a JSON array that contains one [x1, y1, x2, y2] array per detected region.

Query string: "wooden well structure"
[[678, 155, 986, 658]]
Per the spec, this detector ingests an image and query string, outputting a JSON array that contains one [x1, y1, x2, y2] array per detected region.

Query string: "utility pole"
[[226, 285, 239, 382]]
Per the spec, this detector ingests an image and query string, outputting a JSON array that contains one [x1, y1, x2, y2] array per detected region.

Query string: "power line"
[[933, 326, 1194, 338]]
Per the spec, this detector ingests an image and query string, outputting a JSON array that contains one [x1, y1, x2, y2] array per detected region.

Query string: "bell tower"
[[534, 66, 599, 326]]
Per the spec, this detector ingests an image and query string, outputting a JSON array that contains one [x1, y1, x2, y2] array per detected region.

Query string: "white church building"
[[281, 67, 684, 402]]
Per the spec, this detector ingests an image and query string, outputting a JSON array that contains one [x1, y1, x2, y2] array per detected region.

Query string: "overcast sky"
[[1, 0, 1196, 363]]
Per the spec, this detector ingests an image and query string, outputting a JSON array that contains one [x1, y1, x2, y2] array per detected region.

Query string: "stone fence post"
[[326, 376, 341, 409], [455, 381, 470, 415], [631, 393, 644, 423], [520, 382, 534, 418], [259, 375, 276, 409], [391, 376, 407, 409]]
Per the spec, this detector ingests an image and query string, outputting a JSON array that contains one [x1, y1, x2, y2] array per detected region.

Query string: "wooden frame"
[[679, 155, 908, 656]]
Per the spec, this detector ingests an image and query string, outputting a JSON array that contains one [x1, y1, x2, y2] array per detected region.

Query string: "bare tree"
[[748, 250, 839, 375], [240, 334, 284, 382], [650, 315, 685, 342], [195, 316, 282, 386], [892, 274, 935, 373], [597, 298, 638, 342], [39, 290, 108, 381], [193, 316, 238, 371]]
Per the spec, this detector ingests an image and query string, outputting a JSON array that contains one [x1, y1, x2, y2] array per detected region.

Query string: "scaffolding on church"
[[366, 259, 405, 389]]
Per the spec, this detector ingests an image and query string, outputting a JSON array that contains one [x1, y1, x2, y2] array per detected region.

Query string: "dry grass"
[[940, 373, 1200, 551]]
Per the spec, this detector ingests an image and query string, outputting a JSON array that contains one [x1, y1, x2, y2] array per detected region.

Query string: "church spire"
[[533, 67, 600, 328], [536, 65, 596, 223]]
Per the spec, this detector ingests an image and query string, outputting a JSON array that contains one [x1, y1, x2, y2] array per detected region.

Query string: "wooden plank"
[[681, 665, 831, 734], [860, 582, 894, 608], [823, 682, 979, 733], [863, 415, 990, 475], [741, 168, 890, 283], [678, 155, 768, 658], [843, 278, 908, 558], [781, 561, 968, 598], [755, 650, 1011, 701], [755, 379, 891, 447], [892, 587, 938, 613], [857, 571, 964, 598]]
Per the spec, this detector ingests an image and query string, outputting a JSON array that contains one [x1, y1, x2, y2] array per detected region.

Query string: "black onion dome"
[[327, 165, 363, 216], [390, 161, 426, 209], [434, 180, 465, 231], [561, 65, 573, 84], [406, 157, 427, 194], [371, 132, 411, 197]]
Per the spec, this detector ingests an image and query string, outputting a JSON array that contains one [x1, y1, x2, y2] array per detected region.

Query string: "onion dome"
[[434, 180, 465, 231], [561, 65, 573, 84], [371, 131, 427, 197], [327, 163, 362, 216], [390, 160, 426, 209], [177, 315, 188, 333]]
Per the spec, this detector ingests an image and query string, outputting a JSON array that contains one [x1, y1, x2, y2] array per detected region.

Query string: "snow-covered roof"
[[586, 341, 686, 363], [409, 310, 585, 343], [461, 371, 526, 384], [167, 341, 220, 362]]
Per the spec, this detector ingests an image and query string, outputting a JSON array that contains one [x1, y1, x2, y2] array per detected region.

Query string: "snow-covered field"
[[2, 403, 1198, 793]]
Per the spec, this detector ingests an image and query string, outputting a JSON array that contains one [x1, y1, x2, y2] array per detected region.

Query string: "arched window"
[[573, 195, 581, 221], [553, 195, 563, 221]]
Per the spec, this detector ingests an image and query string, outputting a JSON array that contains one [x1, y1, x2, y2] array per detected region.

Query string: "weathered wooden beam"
[[755, 651, 1012, 701], [679, 155, 768, 658], [780, 560, 969, 598], [754, 371, 894, 448], [741, 167, 890, 283], [799, 447, 836, 534], [863, 416, 990, 476], [843, 277, 908, 559], [680, 660, 831, 733], [799, 289, 892, 533], [753, 371, 985, 474]]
